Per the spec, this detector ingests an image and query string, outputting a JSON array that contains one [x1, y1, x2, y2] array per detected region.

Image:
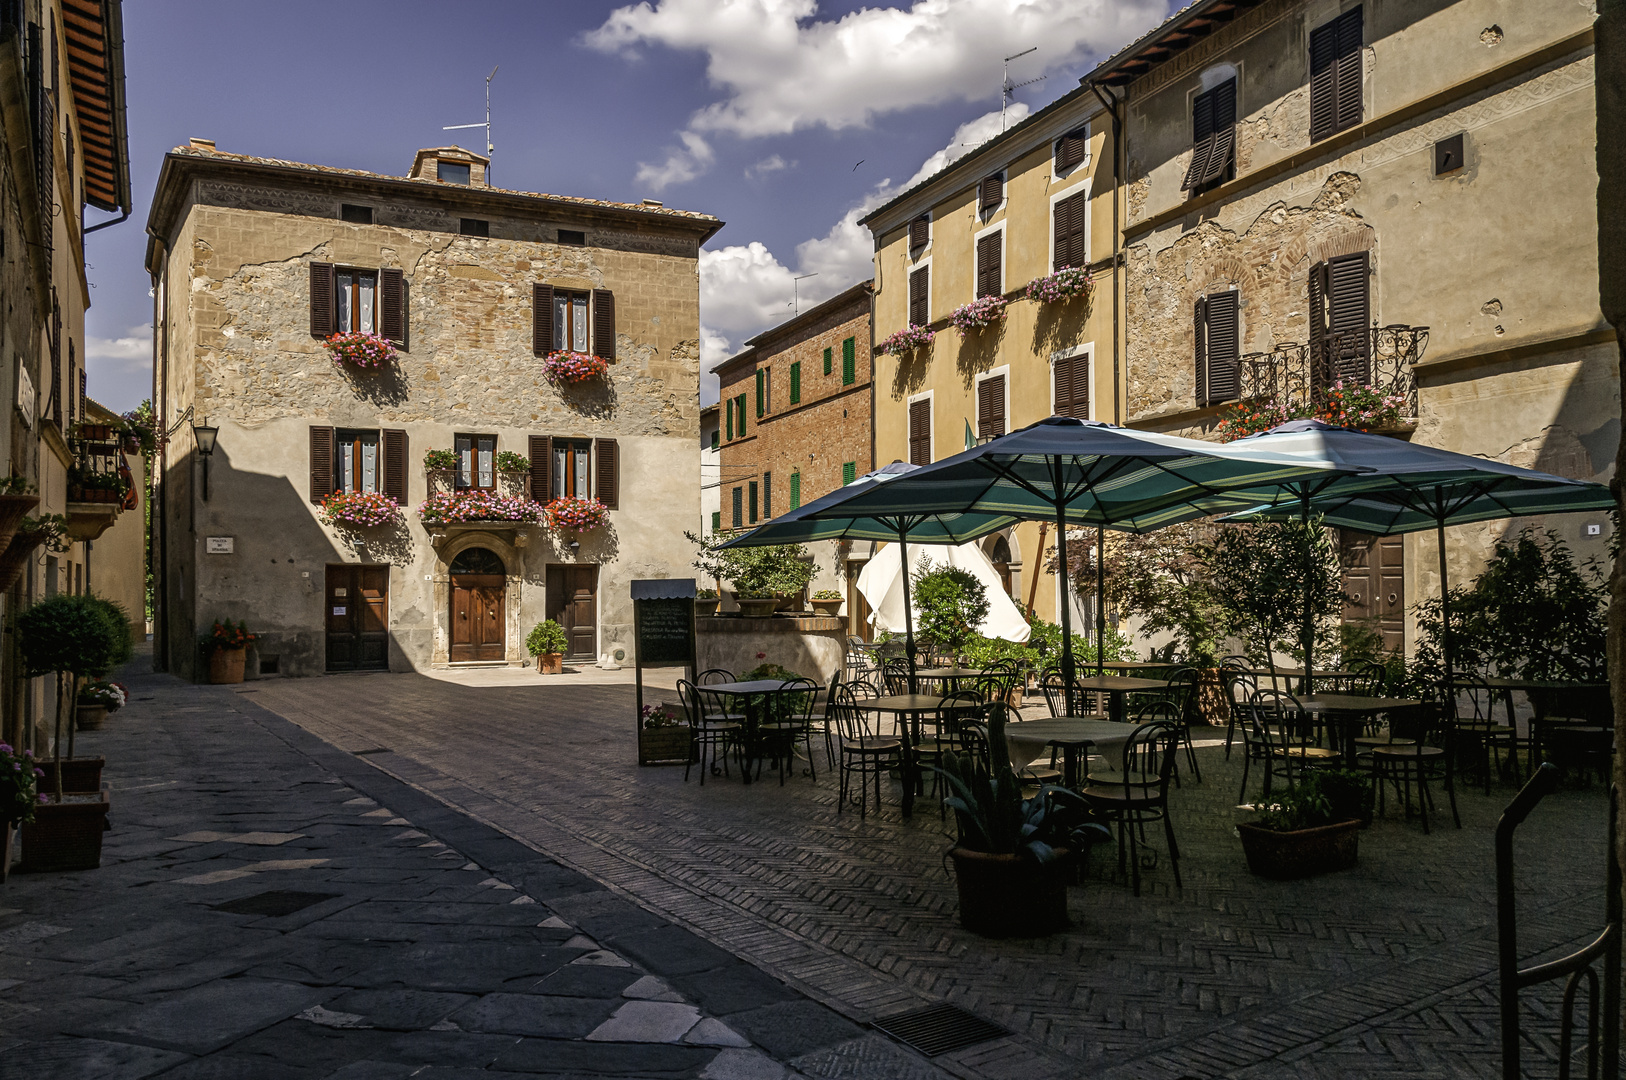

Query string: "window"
[[1310, 7, 1363, 143], [978, 172, 1004, 213], [456, 433, 497, 490], [1194, 291, 1240, 406], [731, 486, 743, 528], [1182, 78, 1237, 195], [842, 462, 856, 486], [763, 472, 772, 517], [340, 204, 373, 224], [437, 160, 471, 184], [459, 218, 489, 237], [789, 471, 801, 510], [1054, 127, 1089, 173], [909, 214, 930, 254], [977, 374, 1006, 439], [1053, 352, 1090, 419], [554, 290, 590, 353], [790, 362, 801, 405], [823, 346, 832, 376], [552, 439, 592, 498], [336, 269, 378, 333], [712, 510, 721, 532], [842, 338, 856, 385], [1309, 251, 1372, 384], [909, 266, 929, 327], [726, 401, 733, 441], [710, 429, 719, 450], [908, 398, 931, 466], [755, 368, 766, 417], [748, 481, 759, 524], [336, 430, 380, 492], [976, 232, 1002, 298], [558, 229, 585, 246], [1053, 191, 1088, 272]]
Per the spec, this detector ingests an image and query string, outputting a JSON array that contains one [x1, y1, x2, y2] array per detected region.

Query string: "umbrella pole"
[[1054, 506, 1076, 716], [898, 531, 918, 695], [1301, 490, 1314, 697], [1096, 525, 1106, 676], [1437, 519, 1454, 705]]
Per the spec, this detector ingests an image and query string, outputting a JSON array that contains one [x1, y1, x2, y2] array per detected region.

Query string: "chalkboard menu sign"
[[635, 598, 694, 666]]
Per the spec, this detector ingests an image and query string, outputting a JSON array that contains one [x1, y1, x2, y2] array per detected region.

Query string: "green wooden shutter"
[[711, 510, 721, 532], [726, 400, 733, 441], [748, 481, 759, 523], [823, 346, 832, 375], [731, 487, 742, 528], [790, 362, 801, 404], [842, 461, 856, 485], [755, 370, 764, 417], [789, 472, 801, 510], [842, 338, 855, 384]]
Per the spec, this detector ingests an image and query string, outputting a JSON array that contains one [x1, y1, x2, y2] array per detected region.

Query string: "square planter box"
[[639, 725, 696, 766], [1237, 818, 1360, 880], [19, 792, 110, 873], [36, 756, 104, 794]]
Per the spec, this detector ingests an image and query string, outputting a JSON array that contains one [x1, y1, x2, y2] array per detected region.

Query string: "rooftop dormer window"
[[438, 160, 471, 185]]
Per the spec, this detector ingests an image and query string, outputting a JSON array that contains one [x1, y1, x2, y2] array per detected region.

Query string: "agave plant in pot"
[[937, 703, 1108, 936]]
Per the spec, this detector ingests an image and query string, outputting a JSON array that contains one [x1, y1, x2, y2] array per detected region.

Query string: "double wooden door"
[[546, 565, 598, 659], [1340, 530, 1404, 653], [326, 565, 389, 671], [450, 573, 506, 662]]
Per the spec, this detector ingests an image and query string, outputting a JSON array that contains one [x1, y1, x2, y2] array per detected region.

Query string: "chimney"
[[189, 137, 216, 151], [641, 198, 664, 208]]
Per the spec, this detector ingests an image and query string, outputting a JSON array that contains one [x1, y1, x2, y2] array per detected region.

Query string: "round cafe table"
[[855, 694, 945, 817], [698, 679, 802, 784], [1003, 718, 1143, 788]]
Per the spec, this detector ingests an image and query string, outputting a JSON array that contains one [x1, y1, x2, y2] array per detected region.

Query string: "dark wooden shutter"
[[908, 399, 931, 465], [755, 369, 764, 417], [908, 266, 929, 326], [909, 215, 929, 252], [790, 361, 800, 404], [1193, 296, 1209, 407], [309, 426, 335, 503], [309, 262, 336, 338], [1055, 128, 1088, 172], [1182, 79, 1235, 191], [595, 438, 619, 509], [1053, 353, 1090, 419], [379, 268, 405, 345], [532, 283, 554, 356], [979, 173, 1003, 212], [1053, 191, 1087, 271], [978, 374, 1006, 439], [529, 434, 552, 502], [976, 233, 1002, 298], [1204, 291, 1241, 403], [1307, 262, 1329, 386], [1327, 252, 1371, 382], [1311, 7, 1363, 141], [1334, 7, 1364, 132], [382, 428, 408, 505], [592, 288, 616, 361], [49, 304, 60, 425]]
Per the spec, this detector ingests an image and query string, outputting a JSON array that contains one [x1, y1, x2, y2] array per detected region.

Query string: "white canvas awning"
[[856, 541, 1030, 643]]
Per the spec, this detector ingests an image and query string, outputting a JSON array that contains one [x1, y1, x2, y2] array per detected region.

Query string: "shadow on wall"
[[890, 343, 930, 399], [1031, 294, 1093, 360], [955, 321, 1004, 387], [554, 377, 618, 421], [340, 364, 413, 408]]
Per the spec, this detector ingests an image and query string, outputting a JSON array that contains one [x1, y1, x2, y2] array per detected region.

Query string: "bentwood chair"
[[758, 677, 820, 785], [696, 668, 734, 686], [1240, 689, 1338, 803], [1369, 702, 1460, 833], [918, 691, 985, 818], [1220, 662, 1256, 760], [1446, 672, 1519, 793], [1082, 712, 1183, 897], [832, 684, 903, 819], [1159, 665, 1204, 784], [677, 679, 740, 786]]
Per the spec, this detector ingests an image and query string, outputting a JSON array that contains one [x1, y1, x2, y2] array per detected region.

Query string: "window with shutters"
[[553, 290, 590, 353], [908, 214, 930, 255], [748, 481, 759, 524], [978, 172, 1004, 214], [789, 361, 801, 405], [1309, 251, 1372, 386], [975, 231, 1003, 299], [1182, 77, 1237, 196], [908, 397, 932, 466], [712, 510, 721, 532], [336, 269, 378, 334], [842, 461, 856, 486], [552, 439, 592, 499], [710, 429, 719, 451], [1052, 191, 1088, 272], [734, 393, 747, 438], [789, 471, 801, 510], [977, 373, 1007, 440], [1309, 7, 1363, 143], [763, 472, 772, 517], [595, 438, 619, 509], [336, 430, 380, 493], [1194, 290, 1241, 407], [731, 486, 743, 528], [456, 433, 497, 491], [841, 338, 855, 385], [908, 265, 930, 326], [823, 346, 832, 376], [1054, 127, 1089, 173], [1053, 351, 1090, 419]]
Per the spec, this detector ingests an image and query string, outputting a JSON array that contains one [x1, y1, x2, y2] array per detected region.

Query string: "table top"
[[1469, 676, 1608, 691], [1070, 675, 1171, 692], [1094, 661, 1177, 671], [703, 679, 802, 695], [860, 694, 951, 712], [1006, 718, 1143, 743], [916, 667, 994, 679], [1297, 693, 1420, 713], [1247, 668, 1358, 679]]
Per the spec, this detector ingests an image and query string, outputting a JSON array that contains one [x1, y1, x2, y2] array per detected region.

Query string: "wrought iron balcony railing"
[[1236, 324, 1429, 419]]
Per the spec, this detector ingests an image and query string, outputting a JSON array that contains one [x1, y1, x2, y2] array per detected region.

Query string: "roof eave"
[[741, 279, 873, 349]]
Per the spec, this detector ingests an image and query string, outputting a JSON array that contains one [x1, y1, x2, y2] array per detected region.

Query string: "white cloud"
[[901, 102, 1027, 189], [699, 240, 798, 339], [744, 154, 792, 180], [635, 131, 715, 192], [85, 324, 151, 370]]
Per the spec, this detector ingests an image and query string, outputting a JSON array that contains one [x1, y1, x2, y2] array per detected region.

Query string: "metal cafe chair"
[[1082, 711, 1184, 897], [677, 679, 741, 786], [758, 677, 820, 785], [1368, 702, 1460, 833], [832, 683, 902, 819]]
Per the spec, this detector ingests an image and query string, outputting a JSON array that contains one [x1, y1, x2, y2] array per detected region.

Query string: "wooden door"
[[450, 573, 506, 662], [546, 565, 598, 660], [1340, 530, 1404, 653], [326, 565, 389, 672]]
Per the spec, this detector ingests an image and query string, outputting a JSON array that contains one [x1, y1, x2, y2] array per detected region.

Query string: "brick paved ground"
[[242, 667, 1616, 1080], [0, 660, 928, 1080]]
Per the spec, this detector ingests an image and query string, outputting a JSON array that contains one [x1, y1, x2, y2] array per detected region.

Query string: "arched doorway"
[[450, 547, 506, 662]]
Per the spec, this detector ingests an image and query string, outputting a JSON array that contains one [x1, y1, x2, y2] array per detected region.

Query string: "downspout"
[[83, 207, 130, 234], [1089, 80, 1124, 423], [151, 236, 167, 671]]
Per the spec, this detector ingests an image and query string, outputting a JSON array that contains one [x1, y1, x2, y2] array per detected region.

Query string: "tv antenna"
[[444, 65, 499, 180], [1001, 47, 1045, 130], [788, 272, 818, 316]]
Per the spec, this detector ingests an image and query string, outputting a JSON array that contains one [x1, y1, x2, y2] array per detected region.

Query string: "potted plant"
[[324, 331, 396, 373], [694, 588, 720, 617], [685, 532, 818, 616], [809, 589, 843, 616], [878, 324, 934, 357], [1237, 769, 1369, 880], [423, 448, 460, 472], [735, 592, 779, 618], [526, 620, 569, 674], [543, 350, 610, 384], [319, 489, 403, 528], [15, 593, 129, 872], [937, 704, 1107, 937], [638, 702, 694, 765], [948, 294, 1008, 337], [0, 741, 43, 882], [76, 680, 126, 731], [495, 450, 531, 475], [1025, 266, 1094, 306], [544, 495, 609, 534], [913, 561, 989, 658], [203, 619, 255, 684]]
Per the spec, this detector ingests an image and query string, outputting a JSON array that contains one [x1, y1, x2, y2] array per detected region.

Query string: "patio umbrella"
[[807, 417, 1349, 711], [718, 461, 1019, 691], [1219, 419, 1616, 684]]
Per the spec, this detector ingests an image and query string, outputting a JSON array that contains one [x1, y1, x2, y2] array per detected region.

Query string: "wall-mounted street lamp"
[[193, 419, 218, 501]]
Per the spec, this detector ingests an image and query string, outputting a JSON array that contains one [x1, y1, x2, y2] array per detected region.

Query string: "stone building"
[[145, 141, 720, 679], [861, 87, 1114, 626], [714, 280, 873, 627], [1087, 0, 1610, 650], [0, 0, 133, 750]]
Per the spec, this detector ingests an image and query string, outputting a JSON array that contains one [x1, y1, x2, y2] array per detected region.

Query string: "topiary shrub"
[[17, 593, 132, 794]]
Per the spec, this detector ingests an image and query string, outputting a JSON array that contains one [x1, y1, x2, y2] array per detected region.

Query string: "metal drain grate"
[[212, 891, 340, 917], [871, 1003, 1009, 1057], [352, 747, 390, 756]]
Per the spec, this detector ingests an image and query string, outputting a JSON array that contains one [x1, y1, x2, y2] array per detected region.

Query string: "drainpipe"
[[1089, 80, 1124, 423]]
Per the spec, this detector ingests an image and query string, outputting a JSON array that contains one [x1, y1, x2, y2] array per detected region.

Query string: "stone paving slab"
[[0, 661, 936, 1080]]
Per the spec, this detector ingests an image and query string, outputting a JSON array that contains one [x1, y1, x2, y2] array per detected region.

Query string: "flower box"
[[36, 756, 103, 795], [949, 295, 1008, 336], [736, 598, 779, 618], [544, 350, 609, 383], [544, 496, 608, 533], [325, 332, 396, 372], [1237, 819, 1360, 880], [320, 489, 403, 528], [878, 324, 934, 356], [1025, 266, 1093, 305], [419, 491, 543, 527], [19, 792, 110, 873], [639, 725, 695, 766]]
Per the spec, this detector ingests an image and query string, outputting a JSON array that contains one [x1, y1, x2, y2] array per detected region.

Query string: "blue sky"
[[84, 0, 1170, 412]]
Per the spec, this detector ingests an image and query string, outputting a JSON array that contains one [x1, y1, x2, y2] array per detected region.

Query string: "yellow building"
[[861, 89, 1115, 626]]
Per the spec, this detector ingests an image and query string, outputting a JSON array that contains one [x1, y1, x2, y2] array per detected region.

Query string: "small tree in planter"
[[1210, 516, 1345, 682], [912, 560, 989, 658], [526, 620, 569, 674], [1237, 769, 1370, 880], [685, 531, 818, 613]]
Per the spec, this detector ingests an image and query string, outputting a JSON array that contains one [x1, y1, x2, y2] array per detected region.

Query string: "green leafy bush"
[[1209, 516, 1344, 670], [911, 561, 989, 654], [685, 531, 818, 597], [1252, 769, 1369, 831], [494, 451, 530, 474], [17, 594, 128, 678], [525, 620, 569, 656], [423, 448, 459, 471], [812, 589, 842, 600]]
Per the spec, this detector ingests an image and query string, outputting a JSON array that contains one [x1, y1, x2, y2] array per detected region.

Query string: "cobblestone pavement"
[[0, 663, 928, 1080], [241, 668, 1617, 1080]]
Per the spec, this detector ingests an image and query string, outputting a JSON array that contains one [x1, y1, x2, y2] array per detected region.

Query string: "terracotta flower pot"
[[638, 724, 695, 766], [948, 847, 1071, 937], [75, 703, 109, 731], [694, 599, 720, 617], [737, 599, 779, 618], [19, 792, 110, 873], [809, 599, 842, 616], [537, 653, 563, 675], [209, 646, 247, 685], [1237, 819, 1360, 880]]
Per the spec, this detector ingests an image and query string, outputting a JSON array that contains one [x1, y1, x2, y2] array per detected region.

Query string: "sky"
[[83, 0, 1172, 413]]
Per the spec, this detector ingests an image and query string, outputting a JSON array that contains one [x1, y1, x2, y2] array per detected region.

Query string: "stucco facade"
[[145, 142, 719, 679]]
